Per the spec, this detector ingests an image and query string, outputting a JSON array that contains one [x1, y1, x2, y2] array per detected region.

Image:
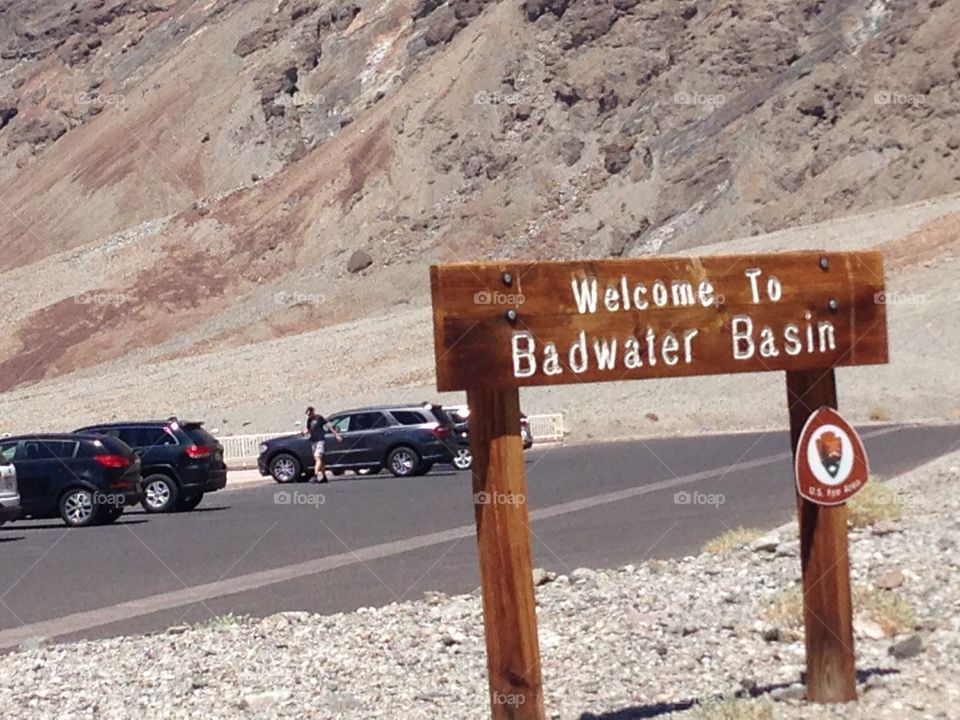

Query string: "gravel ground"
[[1, 452, 957, 720]]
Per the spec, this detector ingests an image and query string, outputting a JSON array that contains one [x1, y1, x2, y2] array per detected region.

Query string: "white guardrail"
[[215, 413, 565, 465]]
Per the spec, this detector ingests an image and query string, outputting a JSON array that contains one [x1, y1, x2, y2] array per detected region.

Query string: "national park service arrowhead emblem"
[[795, 407, 869, 506]]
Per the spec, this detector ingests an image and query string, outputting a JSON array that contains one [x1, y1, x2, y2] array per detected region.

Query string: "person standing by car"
[[303, 406, 342, 482]]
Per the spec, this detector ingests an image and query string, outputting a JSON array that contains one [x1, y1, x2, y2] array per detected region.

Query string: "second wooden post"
[[467, 388, 545, 720], [786, 368, 857, 703]]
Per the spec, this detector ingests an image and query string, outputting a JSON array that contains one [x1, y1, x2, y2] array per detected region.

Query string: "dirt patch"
[[879, 213, 960, 272]]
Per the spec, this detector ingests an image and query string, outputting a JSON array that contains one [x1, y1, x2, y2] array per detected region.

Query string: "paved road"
[[0, 423, 957, 650]]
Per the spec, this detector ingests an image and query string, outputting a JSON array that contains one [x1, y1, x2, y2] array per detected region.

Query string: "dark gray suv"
[[258, 404, 458, 482]]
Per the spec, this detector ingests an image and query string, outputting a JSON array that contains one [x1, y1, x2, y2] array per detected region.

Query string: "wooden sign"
[[796, 407, 869, 505], [431, 252, 887, 391], [431, 250, 889, 719]]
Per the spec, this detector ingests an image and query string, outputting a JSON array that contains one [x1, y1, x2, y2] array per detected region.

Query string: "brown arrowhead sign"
[[795, 407, 869, 506]]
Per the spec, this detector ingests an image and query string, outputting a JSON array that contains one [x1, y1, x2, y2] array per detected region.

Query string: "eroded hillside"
[[0, 0, 959, 393]]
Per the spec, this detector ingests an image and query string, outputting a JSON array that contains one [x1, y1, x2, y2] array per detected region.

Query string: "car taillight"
[[185, 445, 213, 459], [94, 454, 131, 468], [431, 426, 450, 438]]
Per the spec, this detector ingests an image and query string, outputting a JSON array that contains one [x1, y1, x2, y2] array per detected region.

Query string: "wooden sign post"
[[431, 251, 888, 716]]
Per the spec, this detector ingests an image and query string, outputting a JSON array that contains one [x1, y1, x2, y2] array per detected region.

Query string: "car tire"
[[175, 493, 204, 512], [59, 488, 98, 527], [453, 448, 473, 470], [387, 446, 420, 478], [141, 474, 179, 513], [269, 454, 301, 484]]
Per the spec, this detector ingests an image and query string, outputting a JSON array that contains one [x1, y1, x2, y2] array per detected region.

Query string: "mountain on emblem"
[[816, 430, 843, 478]]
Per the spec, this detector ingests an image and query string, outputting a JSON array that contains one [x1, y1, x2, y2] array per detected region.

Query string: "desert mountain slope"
[[0, 0, 959, 417]]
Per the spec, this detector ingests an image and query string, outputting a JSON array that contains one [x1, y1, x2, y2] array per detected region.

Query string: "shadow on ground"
[[578, 667, 899, 719]]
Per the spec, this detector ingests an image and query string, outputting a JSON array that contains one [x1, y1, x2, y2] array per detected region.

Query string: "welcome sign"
[[432, 252, 888, 390], [430, 249, 889, 718]]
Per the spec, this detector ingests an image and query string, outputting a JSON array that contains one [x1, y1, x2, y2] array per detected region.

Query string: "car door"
[[329, 412, 387, 467], [323, 415, 351, 467], [14, 440, 76, 515]]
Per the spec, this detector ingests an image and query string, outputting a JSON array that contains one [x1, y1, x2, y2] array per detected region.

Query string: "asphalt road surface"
[[1, 423, 957, 650]]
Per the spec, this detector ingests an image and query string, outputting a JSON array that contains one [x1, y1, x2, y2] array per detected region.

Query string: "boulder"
[[347, 249, 373, 273]]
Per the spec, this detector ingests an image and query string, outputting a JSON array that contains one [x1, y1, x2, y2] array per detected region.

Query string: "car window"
[[183, 424, 217, 446], [349, 412, 388, 432], [329, 416, 350, 432], [123, 427, 178, 448], [0, 442, 16, 463], [19, 440, 78, 460], [391, 410, 428, 426]]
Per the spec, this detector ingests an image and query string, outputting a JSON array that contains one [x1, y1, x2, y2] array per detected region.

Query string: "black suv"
[[75, 420, 227, 513], [0, 433, 141, 527], [258, 404, 458, 482]]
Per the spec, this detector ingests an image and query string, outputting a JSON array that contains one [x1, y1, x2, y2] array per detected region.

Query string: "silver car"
[[0, 451, 21, 525]]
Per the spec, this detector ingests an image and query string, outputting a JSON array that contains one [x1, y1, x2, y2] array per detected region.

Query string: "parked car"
[[0, 448, 21, 525], [0, 433, 141, 527], [258, 403, 458, 482], [445, 406, 535, 471], [74, 419, 227, 513]]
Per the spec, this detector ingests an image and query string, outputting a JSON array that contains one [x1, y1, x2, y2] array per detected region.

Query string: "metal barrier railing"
[[215, 413, 565, 464]]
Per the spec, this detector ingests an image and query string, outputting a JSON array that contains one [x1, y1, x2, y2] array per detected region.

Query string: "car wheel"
[[175, 493, 204, 512], [453, 448, 473, 470], [141, 474, 179, 513], [269, 454, 301, 484], [59, 488, 98, 527], [387, 446, 420, 477]]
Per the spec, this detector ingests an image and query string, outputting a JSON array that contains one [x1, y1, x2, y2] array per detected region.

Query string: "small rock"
[[889, 634, 924, 659], [876, 567, 905, 590], [532, 568, 556, 586], [167, 625, 189, 635], [570, 567, 597, 583], [347, 249, 373, 273], [750, 533, 780, 553], [855, 617, 887, 640], [871, 520, 900, 536], [761, 625, 781, 642], [241, 690, 291, 711], [645, 412, 659, 422], [771, 683, 806, 701]]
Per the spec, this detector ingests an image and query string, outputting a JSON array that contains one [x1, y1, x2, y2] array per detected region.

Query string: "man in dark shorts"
[[302, 406, 342, 482]]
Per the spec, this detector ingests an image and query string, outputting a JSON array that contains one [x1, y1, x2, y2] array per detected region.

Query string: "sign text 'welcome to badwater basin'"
[[430, 252, 889, 391]]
